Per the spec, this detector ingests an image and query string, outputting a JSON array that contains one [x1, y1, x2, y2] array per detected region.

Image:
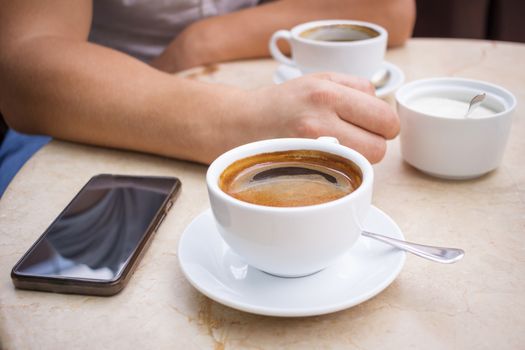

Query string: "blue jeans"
[[0, 130, 51, 197]]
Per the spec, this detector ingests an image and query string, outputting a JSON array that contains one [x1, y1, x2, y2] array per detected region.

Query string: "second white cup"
[[269, 20, 388, 80]]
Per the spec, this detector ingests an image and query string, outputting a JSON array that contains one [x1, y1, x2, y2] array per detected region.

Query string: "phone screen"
[[13, 175, 180, 284]]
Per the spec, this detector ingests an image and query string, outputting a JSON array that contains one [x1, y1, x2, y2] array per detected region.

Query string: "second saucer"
[[273, 61, 405, 98]]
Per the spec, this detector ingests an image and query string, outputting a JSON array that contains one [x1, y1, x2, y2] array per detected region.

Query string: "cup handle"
[[316, 136, 340, 144], [269, 30, 295, 67]]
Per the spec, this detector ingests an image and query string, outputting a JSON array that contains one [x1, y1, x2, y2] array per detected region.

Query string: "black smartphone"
[[11, 174, 181, 296]]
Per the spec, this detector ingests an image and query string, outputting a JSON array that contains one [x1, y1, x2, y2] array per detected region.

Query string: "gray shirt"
[[89, 0, 259, 62]]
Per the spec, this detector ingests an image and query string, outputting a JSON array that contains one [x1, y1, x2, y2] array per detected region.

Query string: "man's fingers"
[[300, 76, 399, 139], [308, 72, 376, 96], [332, 85, 400, 139], [302, 73, 399, 139], [326, 117, 387, 164], [276, 74, 397, 163]]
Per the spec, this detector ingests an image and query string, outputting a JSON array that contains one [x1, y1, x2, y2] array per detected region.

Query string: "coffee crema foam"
[[299, 24, 379, 42], [219, 150, 362, 207]]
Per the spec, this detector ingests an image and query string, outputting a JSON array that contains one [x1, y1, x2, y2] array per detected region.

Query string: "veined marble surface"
[[1, 39, 524, 349]]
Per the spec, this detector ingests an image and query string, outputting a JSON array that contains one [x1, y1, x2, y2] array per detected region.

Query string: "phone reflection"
[[17, 178, 171, 281]]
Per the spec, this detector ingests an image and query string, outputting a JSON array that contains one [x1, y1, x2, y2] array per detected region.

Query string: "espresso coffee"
[[219, 150, 362, 207], [300, 24, 379, 42]]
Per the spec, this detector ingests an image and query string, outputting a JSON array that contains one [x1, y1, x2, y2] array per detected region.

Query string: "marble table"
[[1, 38, 524, 349]]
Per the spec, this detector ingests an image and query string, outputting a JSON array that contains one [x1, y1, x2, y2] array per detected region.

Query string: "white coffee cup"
[[206, 137, 373, 277], [396, 77, 516, 179], [269, 20, 387, 80]]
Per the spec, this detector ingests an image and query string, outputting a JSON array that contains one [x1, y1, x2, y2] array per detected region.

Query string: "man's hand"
[[233, 73, 399, 163]]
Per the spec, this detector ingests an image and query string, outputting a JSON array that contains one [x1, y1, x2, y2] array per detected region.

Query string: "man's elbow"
[[387, 26, 414, 48], [0, 107, 41, 136], [0, 49, 47, 136], [385, 0, 416, 47]]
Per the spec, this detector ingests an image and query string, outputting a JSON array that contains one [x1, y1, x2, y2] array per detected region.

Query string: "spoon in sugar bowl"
[[362, 231, 465, 263], [465, 92, 486, 118]]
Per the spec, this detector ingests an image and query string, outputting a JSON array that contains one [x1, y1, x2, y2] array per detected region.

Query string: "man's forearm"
[[0, 37, 247, 163], [0, 0, 404, 167], [152, 0, 416, 72]]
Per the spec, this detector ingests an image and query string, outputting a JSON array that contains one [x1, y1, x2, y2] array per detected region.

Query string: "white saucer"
[[178, 206, 406, 317], [273, 61, 405, 98]]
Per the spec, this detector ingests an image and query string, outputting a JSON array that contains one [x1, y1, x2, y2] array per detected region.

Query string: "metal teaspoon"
[[371, 68, 391, 89], [362, 230, 465, 263], [465, 92, 486, 117]]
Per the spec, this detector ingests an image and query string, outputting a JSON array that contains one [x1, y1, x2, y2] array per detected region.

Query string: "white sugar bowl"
[[395, 77, 516, 179]]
